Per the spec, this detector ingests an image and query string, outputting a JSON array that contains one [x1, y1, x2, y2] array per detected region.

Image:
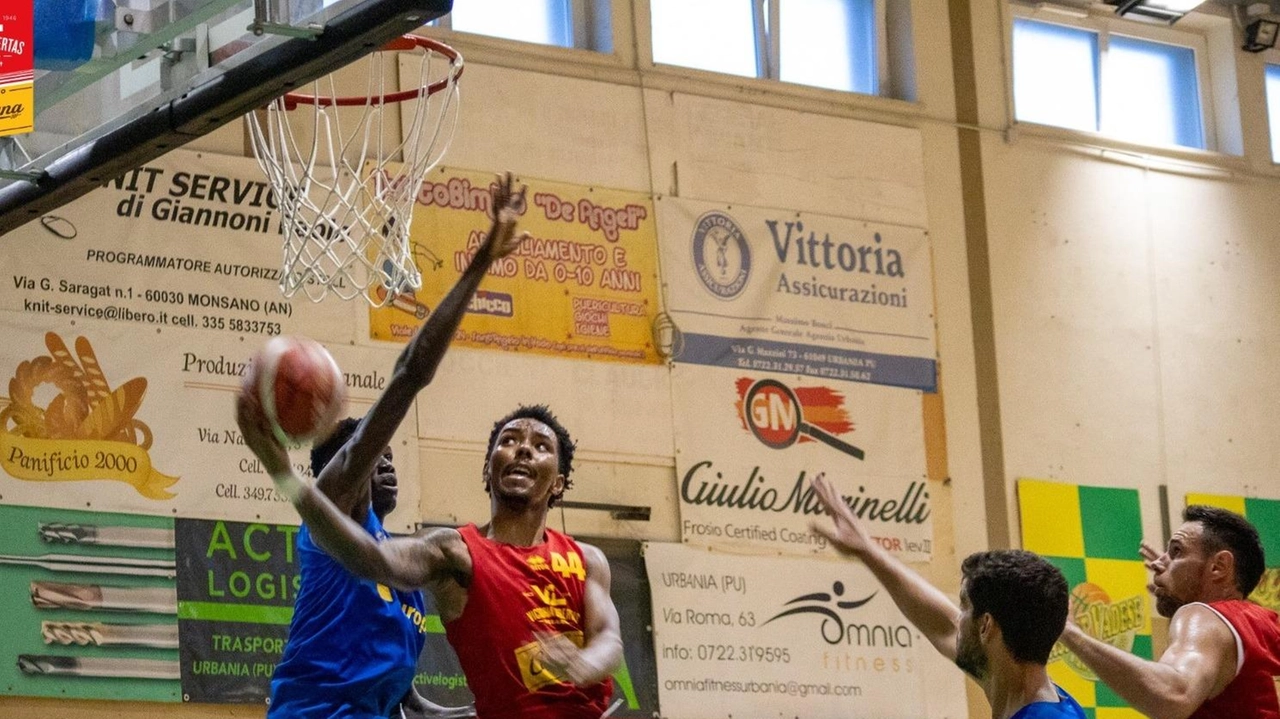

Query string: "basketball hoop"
[[247, 35, 463, 304]]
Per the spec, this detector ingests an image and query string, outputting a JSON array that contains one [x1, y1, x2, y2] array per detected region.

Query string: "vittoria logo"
[[763, 581, 913, 647], [734, 377, 864, 460], [691, 211, 751, 300]]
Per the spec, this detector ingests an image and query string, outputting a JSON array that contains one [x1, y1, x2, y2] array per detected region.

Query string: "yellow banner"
[[0, 82, 33, 138], [369, 167, 661, 364], [1, 434, 178, 499]]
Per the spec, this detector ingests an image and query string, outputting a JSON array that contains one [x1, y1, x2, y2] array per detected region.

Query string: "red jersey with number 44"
[[445, 524, 613, 719], [1189, 599, 1280, 719]]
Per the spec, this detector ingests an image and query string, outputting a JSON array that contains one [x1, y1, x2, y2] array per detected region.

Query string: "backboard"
[[0, 0, 453, 234]]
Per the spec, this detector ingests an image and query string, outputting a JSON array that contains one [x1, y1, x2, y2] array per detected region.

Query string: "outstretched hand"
[[479, 172, 530, 265], [809, 473, 874, 558]]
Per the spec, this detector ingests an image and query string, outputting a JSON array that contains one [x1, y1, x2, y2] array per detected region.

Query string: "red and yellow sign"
[[0, 2, 32, 137], [369, 167, 661, 364]]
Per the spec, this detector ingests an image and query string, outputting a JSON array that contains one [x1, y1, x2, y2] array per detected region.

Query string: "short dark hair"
[[961, 550, 1068, 665], [1185, 505, 1265, 596], [485, 404, 575, 507], [310, 417, 360, 477]]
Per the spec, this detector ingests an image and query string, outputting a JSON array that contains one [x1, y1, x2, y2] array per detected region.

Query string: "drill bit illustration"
[[17, 655, 180, 680], [41, 621, 178, 649], [30, 581, 177, 614], [0, 552, 175, 578], [39, 523, 175, 550]]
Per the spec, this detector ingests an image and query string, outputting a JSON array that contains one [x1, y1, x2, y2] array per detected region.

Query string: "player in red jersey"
[[241, 402, 621, 719], [1061, 505, 1280, 719]]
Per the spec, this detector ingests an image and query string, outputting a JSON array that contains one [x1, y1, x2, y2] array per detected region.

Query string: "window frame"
[[1007, 5, 1217, 153]]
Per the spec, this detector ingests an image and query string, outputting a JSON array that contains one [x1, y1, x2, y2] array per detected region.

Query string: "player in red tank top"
[[447, 524, 611, 718], [1061, 505, 1280, 719], [255, 403, 623, 719]]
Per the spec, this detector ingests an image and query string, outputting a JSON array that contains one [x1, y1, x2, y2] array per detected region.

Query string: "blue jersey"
[[269, 508, 428, 719], [1011, 685, 1086, 719]]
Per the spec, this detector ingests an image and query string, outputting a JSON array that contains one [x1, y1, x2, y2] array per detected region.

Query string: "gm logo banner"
[[672, 363, 932, 561]]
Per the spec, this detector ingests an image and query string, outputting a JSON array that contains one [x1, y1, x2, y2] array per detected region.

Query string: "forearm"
[[574, 631, 623, 685], [331, 238, 499, 488], [392, 235, 500, 386], [852, 545, 959, 656], [1060, 625, 1196, 719], [272, 470, 396, 586]]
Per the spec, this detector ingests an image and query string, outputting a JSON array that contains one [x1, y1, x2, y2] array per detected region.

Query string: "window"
[[1267, 64, 1280, 163], [449, 0, 573, 48], [1102, 36, 1201, 148], [1011, 20, 1099, 133], [779, 0, 876, 93], [1012, 17, 1206, 150], [430, 0, 611, 52], [650, 0, 880, 95], [650, 0, 759, 78]]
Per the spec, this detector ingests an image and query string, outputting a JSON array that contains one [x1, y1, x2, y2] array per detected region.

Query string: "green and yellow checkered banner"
[[1185, 493, 1280, 612], [1018, 478, 1152, 719]]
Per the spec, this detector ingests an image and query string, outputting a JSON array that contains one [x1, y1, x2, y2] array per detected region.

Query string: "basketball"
[[242, 336, 347, 446]]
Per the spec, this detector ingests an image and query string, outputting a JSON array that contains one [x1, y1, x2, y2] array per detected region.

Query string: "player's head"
[[955, 550, 1069, 678], [1150, 505, 1264, 616], [310, 417, 399, 519], [483, 405, 575, 509]]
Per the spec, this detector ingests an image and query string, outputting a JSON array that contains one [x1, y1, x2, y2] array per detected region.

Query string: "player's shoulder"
[[1169, 602, 1239, 653], [572, 540, 609, 574], [416, 525, 464, 548]]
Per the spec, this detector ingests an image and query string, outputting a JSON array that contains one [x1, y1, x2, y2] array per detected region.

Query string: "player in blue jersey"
[[255, 174, 528, 719], [810, 475, 1085, 719]]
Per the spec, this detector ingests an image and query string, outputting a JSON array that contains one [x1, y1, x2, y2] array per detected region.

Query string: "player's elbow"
[[360, 550, 417, 591], [1129, 682, 1202, 719]]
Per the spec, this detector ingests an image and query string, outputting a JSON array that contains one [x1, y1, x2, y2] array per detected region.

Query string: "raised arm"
[[235, 394, 466, 591], [536, 543, 623, 686], [810, 474, 961, 662], [1059, 602, 1236, 719], [316, 173, 530, 515]]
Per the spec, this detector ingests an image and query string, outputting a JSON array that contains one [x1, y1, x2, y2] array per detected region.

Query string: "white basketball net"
[[247, 37, 463, 304]]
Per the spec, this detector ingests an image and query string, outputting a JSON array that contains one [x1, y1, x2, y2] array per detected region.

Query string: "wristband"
[[269, 470, 308, 503]]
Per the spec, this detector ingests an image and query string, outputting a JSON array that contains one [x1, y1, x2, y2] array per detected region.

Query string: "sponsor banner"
[[0, 1, 32, 137], [645, 542, 942, 718], [0, 148, 361, 345], [673, 362, 931, 560], [410, 535, 659, 717], [369, 167, 661, 365], [0, 504, 180, 702], [175, 518, 297, 704], [1184, 493, 1280, 612], [658, 197, 937, 391], [1018, 479, 1151, 718], [0, 313, 421, 529]]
